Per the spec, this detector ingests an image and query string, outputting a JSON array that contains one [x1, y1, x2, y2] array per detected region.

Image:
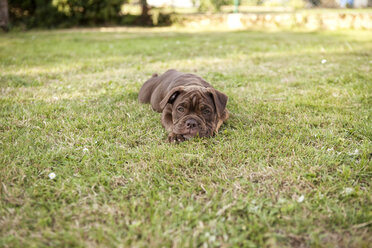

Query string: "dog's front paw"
[[168, 133, 185, 143]]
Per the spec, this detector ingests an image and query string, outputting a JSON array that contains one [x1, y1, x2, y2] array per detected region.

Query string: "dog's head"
[[160, 86, 228, 139]]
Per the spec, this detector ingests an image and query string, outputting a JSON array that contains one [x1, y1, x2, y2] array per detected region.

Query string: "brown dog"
[[138, 69, 229, 142]]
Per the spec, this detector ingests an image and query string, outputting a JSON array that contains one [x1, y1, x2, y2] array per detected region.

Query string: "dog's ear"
[[208, 88, 228, 118], [159, 86, 185, 110]]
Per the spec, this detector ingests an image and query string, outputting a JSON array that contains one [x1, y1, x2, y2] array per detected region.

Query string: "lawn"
[[0, 27, 371, 247]]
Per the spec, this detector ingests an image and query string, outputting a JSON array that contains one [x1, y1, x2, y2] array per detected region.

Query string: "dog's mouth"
[[181, 130, 200, 140], [175, 127, 212, 140], [173, 115, 215, 140], [182, 134, 193, 140]]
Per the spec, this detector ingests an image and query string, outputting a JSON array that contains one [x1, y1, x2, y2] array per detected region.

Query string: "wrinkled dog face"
[[159, 84, 228, 142], [170, 90, 218, 139]]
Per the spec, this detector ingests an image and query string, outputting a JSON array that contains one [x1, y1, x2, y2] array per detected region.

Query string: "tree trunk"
[[139, 0, 151, 25], [0, 0, 9, 31], [141, 0, 148, 16]]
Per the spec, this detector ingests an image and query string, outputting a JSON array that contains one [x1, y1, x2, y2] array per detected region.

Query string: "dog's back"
[[138, 70, 179, 104], [138, 69, 212, 112], [138, 73, 159, 104]]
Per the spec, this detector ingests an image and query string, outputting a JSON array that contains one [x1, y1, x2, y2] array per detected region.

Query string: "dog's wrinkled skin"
[[138, 69, 229, 142]]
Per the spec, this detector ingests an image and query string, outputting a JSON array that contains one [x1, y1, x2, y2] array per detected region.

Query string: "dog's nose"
[[186, 119, 198, 129]]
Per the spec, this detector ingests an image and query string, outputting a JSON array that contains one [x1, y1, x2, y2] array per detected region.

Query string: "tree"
[[139, 0, 152, 25], [0, 0, 9, 31], [140, 0, 148, 16]]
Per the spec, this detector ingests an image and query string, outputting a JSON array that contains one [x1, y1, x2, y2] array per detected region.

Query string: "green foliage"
[[52, 0, 124, 26], [9, 0, 125, 28], [9, 0, 65, 28]]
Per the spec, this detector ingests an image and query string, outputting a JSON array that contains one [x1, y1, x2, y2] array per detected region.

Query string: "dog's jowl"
[[138, 69, 229, 142]]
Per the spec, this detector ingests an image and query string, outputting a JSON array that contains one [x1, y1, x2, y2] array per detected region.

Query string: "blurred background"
[[0, 0, 371, 31]]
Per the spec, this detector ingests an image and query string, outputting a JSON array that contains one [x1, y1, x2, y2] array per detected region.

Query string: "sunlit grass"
[[0, 28, 371, 247]]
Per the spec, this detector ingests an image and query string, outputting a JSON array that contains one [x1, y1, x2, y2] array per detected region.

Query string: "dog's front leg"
[[161, 106, 182, 143], [167, 132, 185, 143]]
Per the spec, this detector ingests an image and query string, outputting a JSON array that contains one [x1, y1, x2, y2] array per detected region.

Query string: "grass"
[[0, 27, 371, 247]]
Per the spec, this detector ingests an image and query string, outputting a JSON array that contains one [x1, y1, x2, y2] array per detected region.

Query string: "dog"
[[138, 69, 229, 142]]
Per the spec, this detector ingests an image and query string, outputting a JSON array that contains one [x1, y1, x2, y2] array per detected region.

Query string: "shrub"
[[9, 0, 65, 28], [9, 0, 126, 28], [52, 0, 124, 26]]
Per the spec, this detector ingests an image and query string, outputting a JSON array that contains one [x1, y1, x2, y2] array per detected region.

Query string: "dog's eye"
[[177, 106, 184, 112], [203, 109, 211, 115]]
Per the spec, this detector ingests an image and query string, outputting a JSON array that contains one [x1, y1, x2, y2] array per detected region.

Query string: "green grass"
[[0, 27, 371, 247]]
